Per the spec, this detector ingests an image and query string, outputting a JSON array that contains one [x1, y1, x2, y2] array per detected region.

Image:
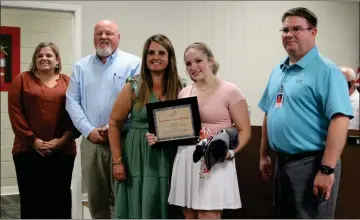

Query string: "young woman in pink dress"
[[146, 42, 251, 219]]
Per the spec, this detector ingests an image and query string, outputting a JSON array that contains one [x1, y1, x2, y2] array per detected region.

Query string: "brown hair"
[[29, 42, 62, 73], [282, 7, 318, 28], [135, 34, 183, 111], [184, 42, 220, 78]]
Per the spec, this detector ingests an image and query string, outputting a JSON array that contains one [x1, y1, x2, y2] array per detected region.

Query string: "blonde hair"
[[184, 42, 220, 75], [29, 42, 61, 73]]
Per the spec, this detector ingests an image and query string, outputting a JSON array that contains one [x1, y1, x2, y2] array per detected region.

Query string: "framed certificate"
[[146, 96, 201, 146]]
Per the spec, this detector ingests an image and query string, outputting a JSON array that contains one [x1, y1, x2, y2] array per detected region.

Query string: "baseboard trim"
[[1, 186, 19, 195]]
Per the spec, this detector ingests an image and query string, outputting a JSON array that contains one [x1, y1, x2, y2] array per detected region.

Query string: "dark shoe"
[[193, 137, 213, 163], [205, 130, 229, 170]]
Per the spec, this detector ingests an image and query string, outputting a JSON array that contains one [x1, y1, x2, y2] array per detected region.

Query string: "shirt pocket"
[[112, 74, 126, 94]]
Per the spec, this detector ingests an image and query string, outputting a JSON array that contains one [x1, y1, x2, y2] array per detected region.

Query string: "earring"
[[55, 64, 59, 69]]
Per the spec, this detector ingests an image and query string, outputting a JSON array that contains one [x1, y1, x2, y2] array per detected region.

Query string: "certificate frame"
[[146, 96, 201, 146]]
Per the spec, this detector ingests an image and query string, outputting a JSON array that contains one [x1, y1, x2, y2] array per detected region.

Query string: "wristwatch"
[[319, 165, 334, 175]]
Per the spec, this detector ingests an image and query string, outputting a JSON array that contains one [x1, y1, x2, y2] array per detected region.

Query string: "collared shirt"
[[349, 89, 360, 130], [66, 49, 141, 138], [258, 45, 353, 154]]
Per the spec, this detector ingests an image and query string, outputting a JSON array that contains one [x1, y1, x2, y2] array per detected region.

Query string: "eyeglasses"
[[279, 26, 313, 35]]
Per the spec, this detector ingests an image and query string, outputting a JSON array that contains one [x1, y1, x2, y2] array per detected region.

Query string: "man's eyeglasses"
[[348, 81, 352, 89], [279, 26, 313, 35]]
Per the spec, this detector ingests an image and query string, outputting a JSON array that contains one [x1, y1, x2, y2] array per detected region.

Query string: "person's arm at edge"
[[230, 99, 251, 154], [65, 65, 95, 138], [8, 74, 38, 144], [108, 82, 134, 162]]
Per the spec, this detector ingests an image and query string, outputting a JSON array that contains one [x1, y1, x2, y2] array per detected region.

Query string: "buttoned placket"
[[98, 58, 110, 122]]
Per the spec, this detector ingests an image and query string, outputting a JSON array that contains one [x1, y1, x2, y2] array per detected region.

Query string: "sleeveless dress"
[[115, 77, 177, 219], [168, 79, 244, 210]]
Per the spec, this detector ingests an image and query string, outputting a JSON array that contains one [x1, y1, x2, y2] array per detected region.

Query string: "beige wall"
[[54, 0, 359, 125], [0, 7, 74, 194], [1, 0, 359, 195]]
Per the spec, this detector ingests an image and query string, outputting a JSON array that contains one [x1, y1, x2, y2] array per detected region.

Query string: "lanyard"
[[279, 83, 284, 93], [279, 65, 290, 93]]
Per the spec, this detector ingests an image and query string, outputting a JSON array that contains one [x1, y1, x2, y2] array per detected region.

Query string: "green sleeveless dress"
[[114, 77, 177, 219]]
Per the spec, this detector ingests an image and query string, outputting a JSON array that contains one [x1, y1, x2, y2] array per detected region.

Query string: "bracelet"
[[112, 157, 122, 165]]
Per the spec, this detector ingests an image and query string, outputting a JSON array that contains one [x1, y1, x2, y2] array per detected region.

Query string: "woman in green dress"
[[108, 34, 185, 219]]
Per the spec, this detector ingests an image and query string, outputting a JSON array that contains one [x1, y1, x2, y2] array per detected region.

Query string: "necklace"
[[194, 84, 208, 91], [191, 78, 219, 95]]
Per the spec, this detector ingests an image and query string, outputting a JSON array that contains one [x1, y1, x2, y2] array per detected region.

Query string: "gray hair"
[[340, 66, 356, 81]]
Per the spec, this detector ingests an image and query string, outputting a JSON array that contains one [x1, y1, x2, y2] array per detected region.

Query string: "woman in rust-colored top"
[[8, 42, 79, 219]]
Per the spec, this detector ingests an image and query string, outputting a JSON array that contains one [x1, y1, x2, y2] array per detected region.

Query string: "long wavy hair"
[[135, 34, 183, 111]]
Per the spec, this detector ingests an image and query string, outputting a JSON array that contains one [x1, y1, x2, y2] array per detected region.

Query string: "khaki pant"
[[81, 138, 113, 219]]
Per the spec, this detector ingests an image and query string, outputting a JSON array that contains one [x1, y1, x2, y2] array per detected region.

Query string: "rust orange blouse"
[[8, 71, 78, 156]]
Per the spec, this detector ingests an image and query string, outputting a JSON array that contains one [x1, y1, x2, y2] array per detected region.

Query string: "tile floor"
[[1, 194, 92, 219], [1, 194, 21, 219], [1, 195, 181, 219]]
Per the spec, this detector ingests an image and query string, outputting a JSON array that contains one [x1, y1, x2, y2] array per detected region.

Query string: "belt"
[[277, 150, 323, 162]]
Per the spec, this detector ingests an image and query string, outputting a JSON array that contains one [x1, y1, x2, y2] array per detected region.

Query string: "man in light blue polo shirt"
[[258, 7, 353, 218], [66, 20, 141, 219]]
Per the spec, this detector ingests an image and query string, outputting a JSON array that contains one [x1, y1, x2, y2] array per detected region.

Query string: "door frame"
[[1, 1, 83, 218]]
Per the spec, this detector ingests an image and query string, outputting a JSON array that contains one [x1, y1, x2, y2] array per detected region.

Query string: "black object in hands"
[[192, 127, 240, 170], [205, 129, 229, 170], [193, 137, 212, 163]]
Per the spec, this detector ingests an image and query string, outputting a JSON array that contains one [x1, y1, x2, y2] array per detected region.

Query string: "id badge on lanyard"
[[275, 84, 284, 108]]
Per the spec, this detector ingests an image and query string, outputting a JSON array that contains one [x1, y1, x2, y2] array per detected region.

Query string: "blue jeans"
[[274, 154, 341, 218]]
